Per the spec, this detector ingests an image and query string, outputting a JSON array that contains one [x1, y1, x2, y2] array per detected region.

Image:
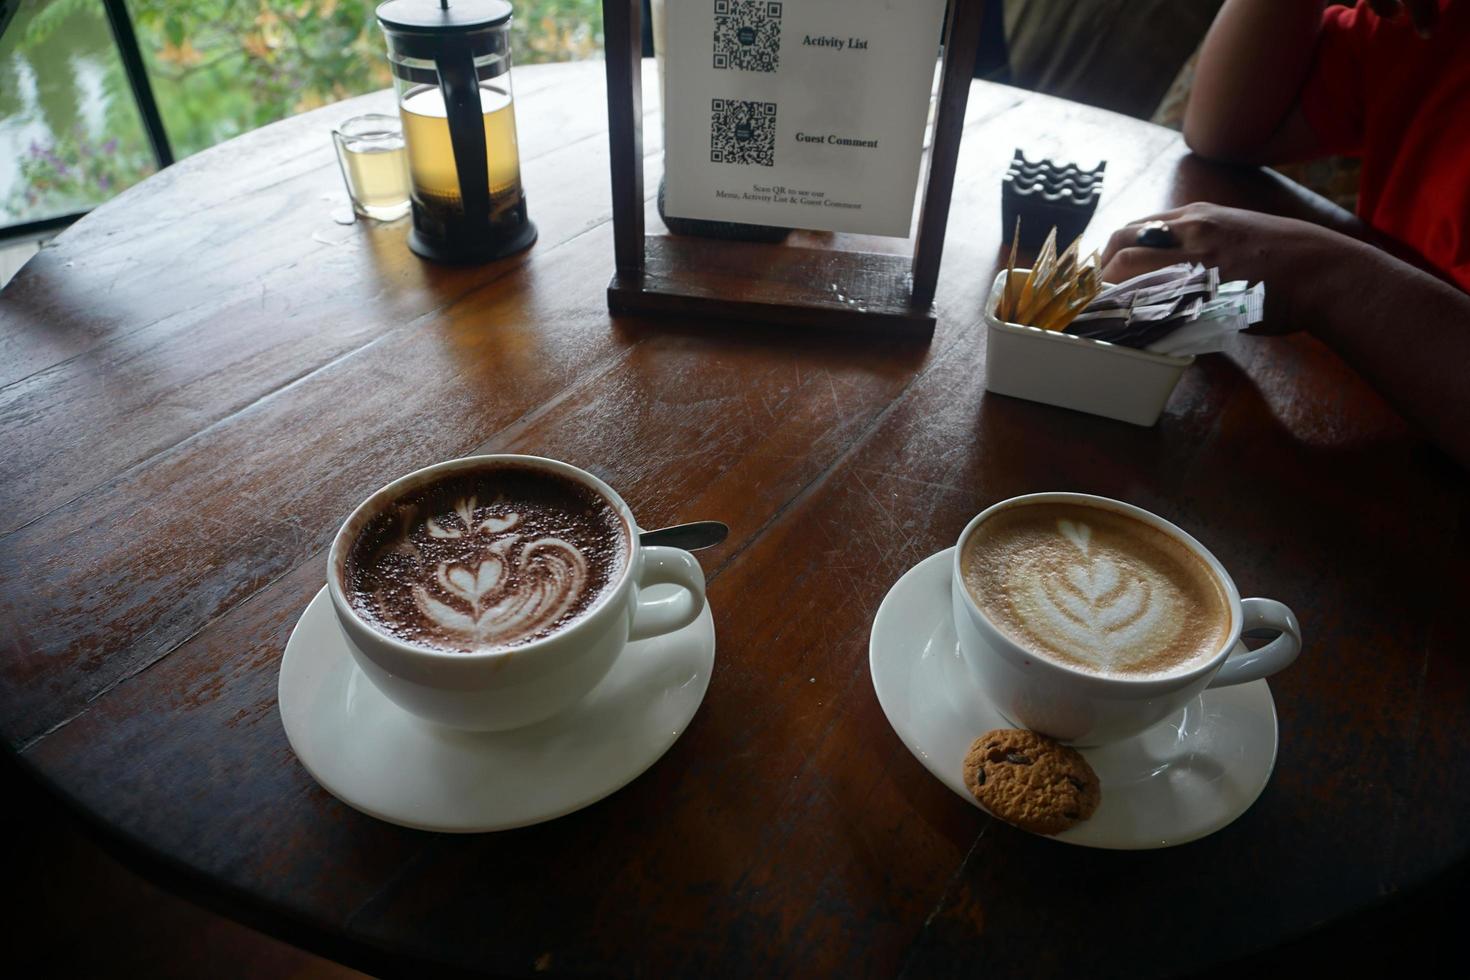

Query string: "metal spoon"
[[639, 521, 729, 551]]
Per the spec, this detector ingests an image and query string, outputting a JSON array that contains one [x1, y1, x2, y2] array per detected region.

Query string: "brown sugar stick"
[[1017, 236, 1081, 325], [1000, 219, 1023, 322], [1016, 227, 1058, 322], [1039, 260, 1102, 332], [1029, 279, 1081, 331]]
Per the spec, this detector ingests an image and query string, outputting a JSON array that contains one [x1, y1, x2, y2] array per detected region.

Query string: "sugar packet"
[[1063, 265, 1263, 354], [1145, 282, 1265, 356]]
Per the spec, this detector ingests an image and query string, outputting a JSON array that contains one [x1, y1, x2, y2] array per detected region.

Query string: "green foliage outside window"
[[4, 0, 603, 223]]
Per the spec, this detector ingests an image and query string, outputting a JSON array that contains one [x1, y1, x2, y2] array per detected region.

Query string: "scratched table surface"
[[2, 60, 1467, 978]]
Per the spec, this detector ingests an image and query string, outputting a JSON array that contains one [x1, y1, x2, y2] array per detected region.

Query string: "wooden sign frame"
[[602, 0, 984, 338]]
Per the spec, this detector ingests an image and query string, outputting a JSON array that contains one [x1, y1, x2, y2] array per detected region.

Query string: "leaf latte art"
[[345, 466, 629, 653], [962, 503, 1232, 677], [1010, 519, 1179, 669]]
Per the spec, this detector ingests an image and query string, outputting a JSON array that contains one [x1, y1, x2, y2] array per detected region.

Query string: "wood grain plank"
[[6, 67, 1468, 979], [0, 65, 669, 538], [910, 0, 984, 306], [823, 351, 1465, 979], [610, 237, 937, 335], [0, 219, 633, 746], [0, 70, 1026, 547], [345, 330, 1462, 976], [0, 87, 1170, 745], [605, 0, 645, 276], [372, 171, 1451, 970], [18, 314, 973, 972], [0, 62, 613, 390]]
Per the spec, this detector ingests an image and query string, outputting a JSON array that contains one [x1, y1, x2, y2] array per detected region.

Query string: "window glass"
[[1, 1, 605, 232], [1, 0, 156, 226], [125, 0, 604, 160]]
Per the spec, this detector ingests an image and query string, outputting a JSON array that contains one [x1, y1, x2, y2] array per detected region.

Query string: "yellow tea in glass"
[[332, 114, 411, 221], [399, 83, 522, 220]]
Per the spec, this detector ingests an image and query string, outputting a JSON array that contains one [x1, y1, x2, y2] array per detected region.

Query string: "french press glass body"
[[376, 0, 537, 263]]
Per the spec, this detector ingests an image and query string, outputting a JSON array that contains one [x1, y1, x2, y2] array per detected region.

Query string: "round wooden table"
[[3, 61, 1466, 978]]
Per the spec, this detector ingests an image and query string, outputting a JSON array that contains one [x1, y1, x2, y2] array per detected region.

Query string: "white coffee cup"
[[951, 492, 1301, 746], [327, 454, 707, 731]]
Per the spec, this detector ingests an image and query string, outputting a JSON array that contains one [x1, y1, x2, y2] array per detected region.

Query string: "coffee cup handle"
[[628, 546, 707, 642], [1207, 598, 1302, 688]]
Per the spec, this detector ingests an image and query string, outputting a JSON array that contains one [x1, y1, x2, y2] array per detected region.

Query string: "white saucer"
[[869, 549, 1278, 849], [278, 586, 716, 832]]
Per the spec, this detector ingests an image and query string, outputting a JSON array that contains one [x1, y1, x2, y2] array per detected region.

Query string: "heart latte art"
[[409, 498, 590, 645], [961, 502, 1232, 677], [344, 466, 629, 653]]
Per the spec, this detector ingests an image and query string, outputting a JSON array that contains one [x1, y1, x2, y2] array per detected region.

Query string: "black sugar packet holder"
[[1001, 150, 1105, 252]]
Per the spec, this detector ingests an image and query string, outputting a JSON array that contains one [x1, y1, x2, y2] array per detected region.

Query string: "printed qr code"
[[713, 0, 782, 72], [710, 99, 777, 167]]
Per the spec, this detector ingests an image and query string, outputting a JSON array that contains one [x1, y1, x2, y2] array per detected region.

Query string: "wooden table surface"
[[3, 60, 1467, 978]]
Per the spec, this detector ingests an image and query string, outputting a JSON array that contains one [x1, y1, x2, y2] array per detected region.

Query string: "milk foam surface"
[[345, 466, 628, 653], [961, 502, 1231, 677]]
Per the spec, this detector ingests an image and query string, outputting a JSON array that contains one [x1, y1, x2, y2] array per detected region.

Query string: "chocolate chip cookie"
[[962, 729, 1100, 835]]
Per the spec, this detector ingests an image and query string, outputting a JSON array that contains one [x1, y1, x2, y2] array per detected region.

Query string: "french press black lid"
[[377, 0, 536, 263]]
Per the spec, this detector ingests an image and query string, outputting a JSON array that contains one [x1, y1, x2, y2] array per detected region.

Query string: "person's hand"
[[1099, 203, 1338, 334], [1367, 0, 1440, 37]]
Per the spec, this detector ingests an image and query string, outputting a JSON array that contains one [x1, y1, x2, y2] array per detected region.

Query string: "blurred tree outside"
[[3, 0, 603, 226]]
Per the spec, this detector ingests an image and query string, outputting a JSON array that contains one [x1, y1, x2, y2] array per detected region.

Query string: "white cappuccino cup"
[[952, 492, 1301, 746], [327, 455, 707, 732]]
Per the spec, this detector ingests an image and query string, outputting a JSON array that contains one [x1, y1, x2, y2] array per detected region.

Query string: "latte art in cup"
[[960, 501, 1232, 677], [343, 465, 629, 653]]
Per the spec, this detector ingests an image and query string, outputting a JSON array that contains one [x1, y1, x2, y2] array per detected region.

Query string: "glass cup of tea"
[[332, 113, 411, 221]]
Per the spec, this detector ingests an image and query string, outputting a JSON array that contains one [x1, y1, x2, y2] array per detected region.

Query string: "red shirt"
[[1300, 0, 1470, 290]]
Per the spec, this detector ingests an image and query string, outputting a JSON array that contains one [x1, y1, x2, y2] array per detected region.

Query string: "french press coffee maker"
[[377, 0, 537, 263]]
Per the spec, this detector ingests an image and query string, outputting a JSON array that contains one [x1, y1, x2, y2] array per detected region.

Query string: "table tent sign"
[[662, 0, 949, 237], [602, 0, 985, 336]]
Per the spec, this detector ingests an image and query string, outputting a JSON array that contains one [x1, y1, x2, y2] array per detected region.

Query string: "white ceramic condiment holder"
[[983, 269, 1193, 426]]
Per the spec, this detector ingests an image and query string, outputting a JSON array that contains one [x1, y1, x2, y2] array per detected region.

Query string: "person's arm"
[[1101, 204, 1470, 469], [1182, 0, 1327, 163], [1298, 234, 1470, 469], [1183, 1, 1442, 165]]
